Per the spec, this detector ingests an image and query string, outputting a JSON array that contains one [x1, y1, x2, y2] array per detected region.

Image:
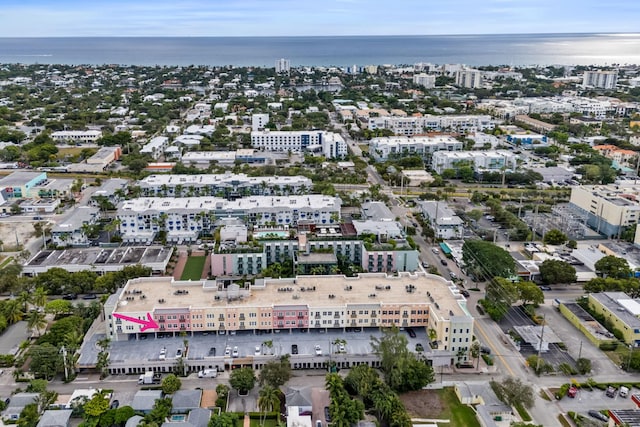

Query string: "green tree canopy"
[[595, 255, 632, 279], [258, 356, 291, 388], [490, 377, 535, 409], [517, 281, 544, 306], [462, 240, 515, 280], [161, 374, 182, 394], [539, 259, 577, 285], [84, 393, 110, 418], [543, 229, 568, 245], [229, 367, 256, 394]]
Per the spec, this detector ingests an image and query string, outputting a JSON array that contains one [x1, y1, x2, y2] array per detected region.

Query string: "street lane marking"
[[475, 321, 516, 377]]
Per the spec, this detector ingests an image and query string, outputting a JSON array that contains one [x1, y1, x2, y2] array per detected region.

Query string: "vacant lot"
[[400, 388, 480, 427], [180, 256, 206, 280]]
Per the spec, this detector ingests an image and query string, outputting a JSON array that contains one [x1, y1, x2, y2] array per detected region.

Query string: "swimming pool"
[[171, 415, 187, 422], [254, 231, 288, 239]]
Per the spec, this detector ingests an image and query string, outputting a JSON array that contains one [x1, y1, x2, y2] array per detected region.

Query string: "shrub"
[[599, 341, 618, 351], [482, 354, 494, 366]]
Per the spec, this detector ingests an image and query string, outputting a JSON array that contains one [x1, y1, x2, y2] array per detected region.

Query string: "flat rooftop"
[[138, 173, 311, 188], [115, 273, 469, 318], [26, 246, 172, 268]]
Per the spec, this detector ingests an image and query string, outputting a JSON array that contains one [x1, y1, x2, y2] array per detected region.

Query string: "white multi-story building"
[[369, 136, 463, 161], [51, 206, 100, 247], [252, 114, 270, 131], [413, 73, 436, 89], [275, 58, 291, 74], [368, 115, 495, 136], [116, 195, 341, 243], [582, 70, 618, 89], [251, 130, 347, 159], [51, 130, 102, 143], [431, 150, 517, 175], [569, 184, 640, 237], [137, 173, 312, 198], [418, 201, 464, 240], [140, 136, 169, 160], [455, 69, 482, 88]]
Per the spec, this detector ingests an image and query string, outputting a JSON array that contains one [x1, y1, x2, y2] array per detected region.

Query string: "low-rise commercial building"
[[418, 201, 464, 239], [368, 115, 494, 136], [588, 292, 640, 346], [0, 171, 47, 199], [51, 206, 100, 247], [51, 130, 102, 143]]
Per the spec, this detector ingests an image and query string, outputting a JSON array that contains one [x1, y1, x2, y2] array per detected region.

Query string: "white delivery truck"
[[138, 371, 161, 385], [198, 368, 218, 378]]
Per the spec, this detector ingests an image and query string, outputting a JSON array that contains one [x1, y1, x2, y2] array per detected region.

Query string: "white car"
[[314, 345, 322, 356], [224, 346, 231, 357], [232, 346, 239, 358], [432, 248, 440, 254], [254, 346, 261, 356], [338, 343, 345, 353]]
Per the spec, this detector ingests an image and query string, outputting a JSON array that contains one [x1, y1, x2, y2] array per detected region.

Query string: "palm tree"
[[32, 288, 47, 309], [16, 291, 32, 313], [26, 310, 47, 337], [4, 299, 24, 324], [258, 386, 280, 427]]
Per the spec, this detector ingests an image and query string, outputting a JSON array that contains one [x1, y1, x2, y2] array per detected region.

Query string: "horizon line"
[[0, 31, 639, 39]]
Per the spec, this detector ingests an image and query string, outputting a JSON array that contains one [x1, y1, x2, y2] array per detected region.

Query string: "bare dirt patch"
[[0, 221, 39, 252], [400, 389, 446, 418]]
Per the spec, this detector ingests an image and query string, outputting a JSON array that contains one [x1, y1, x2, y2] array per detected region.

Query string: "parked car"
[[449, 271, 457, 279], [110, 400, 119, 409], [315, 345, 322, 356], [175, 349, 183, 359], [291, 344, 298, 355], [338, 343, 345, 353], [324, 407, 331, 422], [539, 286, 551, 291], [440, 259, 448, 266], [62, 293, 77, 300], [415, 343, 424, 352], [406, 328, 416, 338], [82, 293, 97, 300], [567, 385, 578, 398], [421, 262, 429, 268], [588, 410, 609, 422], [254, 346, 261, 356], [432, 248, 440, 254], [606, 385, 617, 398], [620, 386, 630, 397], [224, 346, 231, 357], [461, 289, 470, 297], [208, 347, 216, 357], [232, 346, 239, 358], [480, 346, 491, 355]]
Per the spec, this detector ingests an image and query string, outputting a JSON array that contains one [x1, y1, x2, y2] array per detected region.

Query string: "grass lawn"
[[180, 256, 206, 280], [57, 147, 93, 157], [439, 388, 481, 427], [401, 387, 480, 427]]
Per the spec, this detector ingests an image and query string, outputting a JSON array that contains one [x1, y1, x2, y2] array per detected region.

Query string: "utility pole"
[[578, 340, 583, 361], [536, 314, 546, 374], [60, 346, 68, 381]]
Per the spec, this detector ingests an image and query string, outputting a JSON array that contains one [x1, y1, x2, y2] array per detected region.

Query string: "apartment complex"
[[455, 69, 482, 89], [251, 130, 347, 159], [413, 73, 436, 89], [431, 150, 518, 175], [582, 70, 618, 89], [104, 274, 474, 357], [51, 130, 102, 143], [116, 195, 342, 244], [418, 201, 464, 239], [569, 184, 640, 237], [140, 136, 170, 160], [275, 58, 291, 74], [369, 135, 463, 161], [137, 174, 312, 199], [593, 144, 638, 168], [367, 114, 495, 136]]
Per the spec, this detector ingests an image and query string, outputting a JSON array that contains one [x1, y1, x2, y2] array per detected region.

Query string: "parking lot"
[[80, 327, 431, 373]]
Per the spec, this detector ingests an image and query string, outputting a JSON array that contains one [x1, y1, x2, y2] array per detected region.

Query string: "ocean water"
[[0, 33, 639, 67]]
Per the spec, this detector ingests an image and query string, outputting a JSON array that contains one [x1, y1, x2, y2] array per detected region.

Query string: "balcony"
[[350, 313, 357, 319], [218, 317, 224, 321], [334, 313, 340, 318], [159, 318, 166, 322], [297, 314, 304, 319], [277, 315, 284, 319], [371, 312, 377, 318], [315, 314, 321, 319], [334, 321, 340, 326]]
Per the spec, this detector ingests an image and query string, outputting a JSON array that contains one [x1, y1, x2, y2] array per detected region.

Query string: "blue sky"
[[2, 0, 639, 37]]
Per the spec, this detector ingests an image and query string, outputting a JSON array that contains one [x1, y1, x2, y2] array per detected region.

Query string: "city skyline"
[[1, 0, 639, 37]]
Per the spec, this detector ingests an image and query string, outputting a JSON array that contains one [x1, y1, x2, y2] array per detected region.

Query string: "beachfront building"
[[582, 70, 618, 89], [250, 130, 347, 159], [51, 206, 100, 247], [569, 184, 640, 237], [369, 135, 462, 161], [275, 58, 291, 74], [455, 69, 482, 89], [137, 173, 312, 199], [413, 73, 436, 89], [51, 130, 102, 143], [116, 195, 342, 244], [431, 150, 517, 175]]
